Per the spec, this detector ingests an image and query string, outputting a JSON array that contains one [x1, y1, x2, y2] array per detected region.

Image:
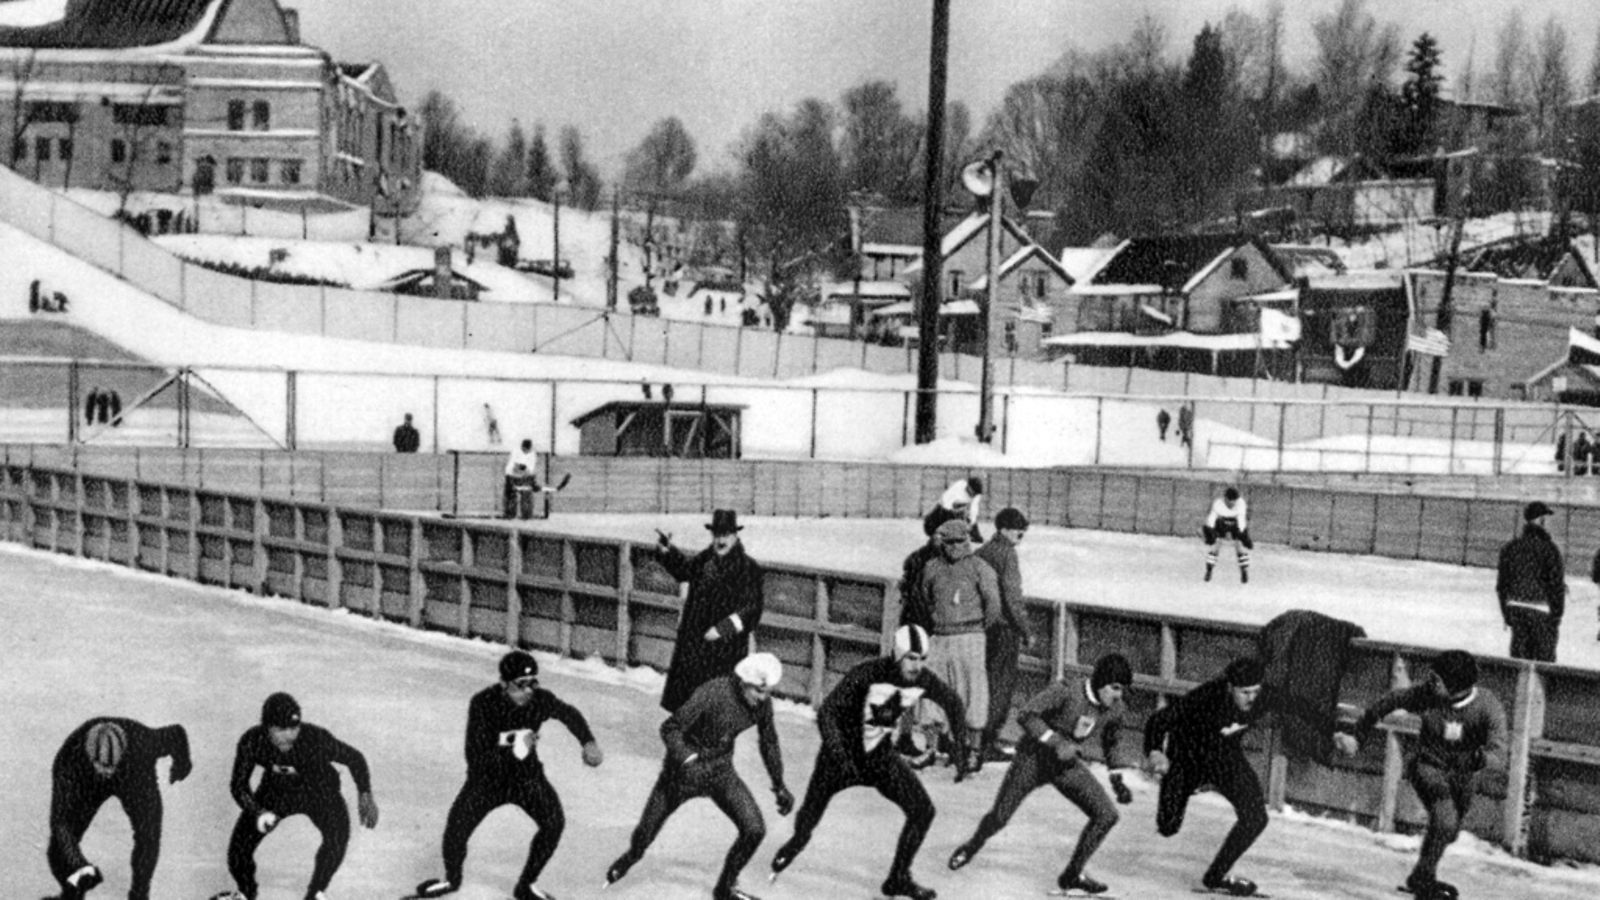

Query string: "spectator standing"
[[483, 403, 501, 445], [654, 509, 766, 712], [1576, 432, 1593, 477], [393, 413, 421, 453], [1496, 501, 1566, 662], [973, 507, 1036, 762], [1177, 402, 1195, 448], [1157, 408, 1172, 442], [916, 518, 1002, 772], [84, 386, 101, 426], [922, 476, 985, 544], [108, 390, 122, 426]]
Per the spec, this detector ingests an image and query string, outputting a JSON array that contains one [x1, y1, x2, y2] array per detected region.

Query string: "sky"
[[290, 0, 1600, 177]]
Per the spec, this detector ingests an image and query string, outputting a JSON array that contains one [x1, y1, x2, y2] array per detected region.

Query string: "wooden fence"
[[4, 460, 1600, 864]]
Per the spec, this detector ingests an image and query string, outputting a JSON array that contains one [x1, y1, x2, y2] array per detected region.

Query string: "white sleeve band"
[[729, 613, 743, 633], [1038, 729, 1057, 744]]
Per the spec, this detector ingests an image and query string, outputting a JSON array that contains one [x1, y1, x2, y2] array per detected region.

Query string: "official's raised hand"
[[655, 529, 672, 550], [774, 784, 795, 816], [358, 791, 380, 828], [582, 741, 604, 767], [1145, 750, 1170, 778], [169, 755, 192, 784]]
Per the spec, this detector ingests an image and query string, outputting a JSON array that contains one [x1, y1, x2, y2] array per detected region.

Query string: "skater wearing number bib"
[[412, 652, 603, 900], [1343, 651, 1507, 900]]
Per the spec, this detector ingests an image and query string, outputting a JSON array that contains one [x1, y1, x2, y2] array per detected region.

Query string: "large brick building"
[[0, 0, 419, 222]]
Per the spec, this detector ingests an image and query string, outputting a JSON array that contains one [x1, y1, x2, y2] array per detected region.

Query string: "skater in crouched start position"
[[413, 651, 604, 900], [948, 653, 1139, 896], [49, 717, 191, 900], [1203, 487, 1252, 583], [216, 692, 377, 900], [1144, 657, 1356, 897], [1343, 650, 1506, 900], [770, 625, 970, 900], [606, 652, 792, 900]]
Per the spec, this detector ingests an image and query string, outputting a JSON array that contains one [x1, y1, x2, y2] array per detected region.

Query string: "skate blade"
[[1047, 891, 1119, 898], [1192, 891, 1270, 899]]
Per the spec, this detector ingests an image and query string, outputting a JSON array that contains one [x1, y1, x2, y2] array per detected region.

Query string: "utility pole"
[[552, 188, 563, 300], [607, 187, 620, 310], [977, 150, 1003, 443], [915, 0, 950, 445], [1427, 211, 1466, 394]]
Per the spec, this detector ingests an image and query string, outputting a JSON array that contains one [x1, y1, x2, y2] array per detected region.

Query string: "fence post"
[[560, 538, 576, 656], [1159, 622, 1178, 697], [456, 526, 474, 637], [251, 496, 267, 594], [1377, 652, 1411, 833], [405, 517, 422, 626], [1094, 397, 1103, 466], [1051, 603, 1071, 681], [809, 389, 819, 459], [1503, 663, 1546, 858], [1277, 401, 1287, 471], [616, 541, 635, 668], [1493, 407, 1505, 476], [811, 577, 830, 707], [506, 527, 523, 649]]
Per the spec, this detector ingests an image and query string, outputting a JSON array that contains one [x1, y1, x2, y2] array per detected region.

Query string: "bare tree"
[[838, 81, 920, 201], [1491, 9, 1530, 108], [1309, 0, 1401, 155], [489, 119, 528, 198], [1529, 17, 1574, 156], [1588, 23, 1600, 96], [559, 124, 602, 210], [7, 49, 38, 169]]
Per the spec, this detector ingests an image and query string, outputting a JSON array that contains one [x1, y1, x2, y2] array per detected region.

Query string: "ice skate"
[[713, 884, 762, 900], [1047, 870, 1111, 896], [604, 854, 634, 888], [1199, 872, 1258, 896], [407, 878, 456, 899], [947, 838, 981, 870], [512, 882, 556, 900], [881, 874, 936, 900]]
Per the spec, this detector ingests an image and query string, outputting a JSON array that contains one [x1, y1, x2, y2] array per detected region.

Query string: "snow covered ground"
[[6, 538, 1600, 900]]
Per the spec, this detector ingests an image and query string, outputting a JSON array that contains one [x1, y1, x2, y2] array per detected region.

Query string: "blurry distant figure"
[[393, 413, 421, 453], [108, 391, 122, 427], [705, 296, 714, 316], [641, 380, 653, 400], [720, 297, 727, 313], [483, 404, 501, 445], [1177, 403, 1194, 449], [662, 384, 675, 404], [1157, 408, 1172, 442], [1556, 432, 1569, 474], [1575, 432, 1592, 477], [84, 387, 102, 425]]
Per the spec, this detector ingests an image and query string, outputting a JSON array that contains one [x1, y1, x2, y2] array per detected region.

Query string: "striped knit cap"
[[85, 721, 127, 773]]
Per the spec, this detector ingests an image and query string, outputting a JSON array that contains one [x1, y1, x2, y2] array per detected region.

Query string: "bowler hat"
[[706, 509, 743, 534]]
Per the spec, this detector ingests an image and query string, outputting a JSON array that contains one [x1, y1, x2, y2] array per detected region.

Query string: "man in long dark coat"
[[654, 509, 766, 712]]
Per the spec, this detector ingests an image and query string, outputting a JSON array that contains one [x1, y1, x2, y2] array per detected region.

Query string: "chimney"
[[281, 8, 301, 44], [434, 246, 453, 300]]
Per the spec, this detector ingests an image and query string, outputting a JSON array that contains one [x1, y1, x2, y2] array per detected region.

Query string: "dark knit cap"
[[1224, 656, 1265, 688], [967, 477, 985, 496], [499, 649, 539, 682], [995, 507, 1029, 531], [1432, 650, 1478, 694], [1091, 653, 1134, 691], [261, 692, 302, 729], [1524, 501, 1554, 522]]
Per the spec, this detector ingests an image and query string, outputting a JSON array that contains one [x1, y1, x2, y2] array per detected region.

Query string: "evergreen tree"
[[1398, 33, 1444, 157], [526, 123, 557, 201]]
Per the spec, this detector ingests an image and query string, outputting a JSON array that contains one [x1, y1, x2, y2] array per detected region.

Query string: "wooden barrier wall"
[[5, 461, 1600, 864]]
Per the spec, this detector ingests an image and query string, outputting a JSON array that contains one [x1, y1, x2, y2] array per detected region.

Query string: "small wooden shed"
[[571, 400, 745, 458]]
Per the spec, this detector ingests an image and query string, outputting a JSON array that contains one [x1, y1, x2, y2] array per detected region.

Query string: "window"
[[1448, 379, 1485, 398], [252, 100, 270, 130], [156, 141, 172, 165], [227, 100, 246, 131], [1035, 272, 1049, 299], [57, 138, 72, 160], [1004, 321, 1018, 353], [225, 157, 244, 184], [110, 139, 126, 164], [112, 104, 168, 127], [25, 101, 78, 123], [1478, 308, 1496, 351], [280, 159, 302, 185], [13, 138, 25, 161], [1041, 321, 1054, 339], [34, 137, 50, 161], [250, 157, 269, 183], [948, 270, 963, 297], [1231, 257, 1249, 279]]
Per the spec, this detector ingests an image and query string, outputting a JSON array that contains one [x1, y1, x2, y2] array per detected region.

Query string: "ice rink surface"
[[6, 516, 1600, 900]]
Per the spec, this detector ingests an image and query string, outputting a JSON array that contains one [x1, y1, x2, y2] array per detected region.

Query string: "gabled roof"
[[1271, 244, 1347, 278], [851, 204, 970, 251], [969, 244, 1074, 290], [1458, 235, 1598, 287], [1087, 233, 1293, 291], [904, 212, 1037, 276], [1058, 246, 1115, 282], [0, 0, 293, 49]]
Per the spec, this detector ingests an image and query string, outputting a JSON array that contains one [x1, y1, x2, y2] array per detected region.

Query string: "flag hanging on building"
[[1406, 328, 1450, 356]]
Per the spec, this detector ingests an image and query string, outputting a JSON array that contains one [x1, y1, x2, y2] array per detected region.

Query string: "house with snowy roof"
[[0, 0, 420, 225], [868, 209, 1074, 356], [1046, 233, 1300, 377]]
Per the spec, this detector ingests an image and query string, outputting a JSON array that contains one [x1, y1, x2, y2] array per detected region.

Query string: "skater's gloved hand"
[[655, 529, 672, 551], [511, 728, 538, 761], [256, 811, 279, 834], [774, 784, 795, 816], [1333, 732, 1360, 757], [169, 754, 192, 784], [67, 864, 101, 891], [1145, 750, 1170, 778], [1110, 772, 1134, 805], [1052, 738, 1079, 764], [358, 791, 380, 828], [582, 741, 605, 767]]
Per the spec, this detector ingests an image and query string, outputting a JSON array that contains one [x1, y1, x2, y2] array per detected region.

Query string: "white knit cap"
[[734, 652, 783, 689]]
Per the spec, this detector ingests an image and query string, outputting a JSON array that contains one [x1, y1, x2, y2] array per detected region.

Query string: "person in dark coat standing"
[[49, 717, 191, 900], [1496, 501, 1566, 662], [655, 509, 766, 712], [1177, 402, 1195, 448], [1157, 408, 1172, 441], [974, 507, 1036, 762], [393, 413, 421, 453]]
